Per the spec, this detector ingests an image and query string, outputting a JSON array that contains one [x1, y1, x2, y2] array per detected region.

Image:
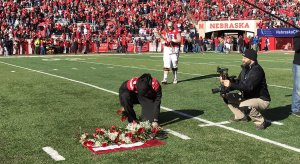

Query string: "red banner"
[[127, 43, 134, 52], [109, 43, 118, 50], [99, 43, 109, 52], [135, 43, 150, 52]]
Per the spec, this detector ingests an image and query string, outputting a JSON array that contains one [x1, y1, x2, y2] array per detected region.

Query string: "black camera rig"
[[211, 67, 236, 95]]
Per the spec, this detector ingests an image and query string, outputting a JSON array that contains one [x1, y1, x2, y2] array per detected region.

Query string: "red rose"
[[125, 132, 133, 138], [120, 140, 125, 144], [137, 128, 145, 134], [117, 109, 123, 115], [95, 128, 101, 133], [131, 138, 136, 143], [84, 141, 94, 147], [118, 129, 122, 134], [151, 128, 158, 134], [114, 138, 119, 144], [99, 130, 105, 135], [111, 125, 116, 130], [101, 142, 108, 147], [121, 116, 127, 122]]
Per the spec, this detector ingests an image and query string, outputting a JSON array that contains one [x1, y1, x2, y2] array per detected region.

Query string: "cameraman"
[[221, 49, 271, 130]]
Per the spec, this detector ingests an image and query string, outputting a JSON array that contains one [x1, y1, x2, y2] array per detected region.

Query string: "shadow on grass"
[[159, 109, 204, 126], [178, 74, 218, 84], [263, 104, 291, 121]]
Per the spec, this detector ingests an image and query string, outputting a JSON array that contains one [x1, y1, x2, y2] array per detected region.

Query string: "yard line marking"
[[199, 121, 231, 127], [53, 69, 58, 71], [1, 61, 299, 153], [42, 147, 65, 161], [268, 84, 292, 90], [107, 67, 114, 69], [165, 129, 191, 140], [71, 68, 78, 70], [75, 60, 293, 90], [11, 71, 15, 72], [266, 120, 284, 125], [90, 67, 96, 69], [198, 120, 283, 127]]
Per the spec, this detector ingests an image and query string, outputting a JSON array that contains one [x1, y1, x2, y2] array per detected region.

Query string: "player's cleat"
[[173, 79, 177, 84], [161, 79, 167, 84]]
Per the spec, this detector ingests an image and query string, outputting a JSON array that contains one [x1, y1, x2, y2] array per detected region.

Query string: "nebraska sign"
[[210, 22, 250, 29], [203, 20, 259, 33]]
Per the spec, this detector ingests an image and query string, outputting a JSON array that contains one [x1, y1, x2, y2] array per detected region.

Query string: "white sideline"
[[165, 129, 191, 140], [1, 61, 300, 153], [42, 147, 65, 161]]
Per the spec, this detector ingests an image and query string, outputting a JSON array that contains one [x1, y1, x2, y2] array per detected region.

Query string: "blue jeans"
[[292, 64, 300, 113], [193, 44, 200, 52]]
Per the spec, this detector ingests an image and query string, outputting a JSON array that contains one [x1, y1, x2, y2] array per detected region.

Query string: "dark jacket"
[[119, 77, 162, 121], [230, 63, 271, 101], [293, 31, 300, 65]]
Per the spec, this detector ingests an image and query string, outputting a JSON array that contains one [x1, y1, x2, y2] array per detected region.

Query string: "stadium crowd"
[[0, 0, 299, 55]]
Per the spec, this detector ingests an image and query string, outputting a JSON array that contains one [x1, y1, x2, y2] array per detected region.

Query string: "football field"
[[1, 52, 300, 163]]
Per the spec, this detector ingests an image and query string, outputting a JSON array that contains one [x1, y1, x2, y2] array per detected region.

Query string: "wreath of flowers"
[[80, 120, 163, 147]]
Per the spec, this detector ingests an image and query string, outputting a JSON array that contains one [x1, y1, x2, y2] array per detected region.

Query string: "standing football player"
[[160, 22, 182, 84]]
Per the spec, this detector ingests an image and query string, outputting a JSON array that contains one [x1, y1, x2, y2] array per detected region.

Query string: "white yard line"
[[199, 120, 283, 127], [266, 120, 284, 125], [1, 61, 299, 153], [165, 129, 191, 140], [199, 121, 231, 127], [42, 147, 65, 161], [268, 84, 292, 90]]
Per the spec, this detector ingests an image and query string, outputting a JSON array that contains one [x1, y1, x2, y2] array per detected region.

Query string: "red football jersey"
[[127, 77, 160, 93], [162, 28, 180, 47]]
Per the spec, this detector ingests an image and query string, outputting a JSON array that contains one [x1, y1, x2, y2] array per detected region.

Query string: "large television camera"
[[211, 67, 236, 95]]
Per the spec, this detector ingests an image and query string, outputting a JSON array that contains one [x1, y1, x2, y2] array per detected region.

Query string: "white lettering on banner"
[[210, 22, 250, 29], [275, 30, 299, 35], [203, 20, 259, 33]]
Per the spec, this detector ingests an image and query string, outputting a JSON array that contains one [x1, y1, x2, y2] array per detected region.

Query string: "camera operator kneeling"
[[220, 49, 271, 130]]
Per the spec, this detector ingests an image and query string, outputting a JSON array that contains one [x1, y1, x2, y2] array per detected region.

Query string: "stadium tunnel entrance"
[[204, 30, 255, 51]]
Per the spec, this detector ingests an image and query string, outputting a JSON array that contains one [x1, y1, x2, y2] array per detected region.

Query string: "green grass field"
[[1, 52, 299, 163]]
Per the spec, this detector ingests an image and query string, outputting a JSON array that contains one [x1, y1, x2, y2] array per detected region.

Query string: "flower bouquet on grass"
[[80, 121, 166, 150]]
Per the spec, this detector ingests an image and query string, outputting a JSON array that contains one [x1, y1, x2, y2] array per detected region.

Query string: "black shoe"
[[292, 111, 300, 117], [229, 116, 249, 122]]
